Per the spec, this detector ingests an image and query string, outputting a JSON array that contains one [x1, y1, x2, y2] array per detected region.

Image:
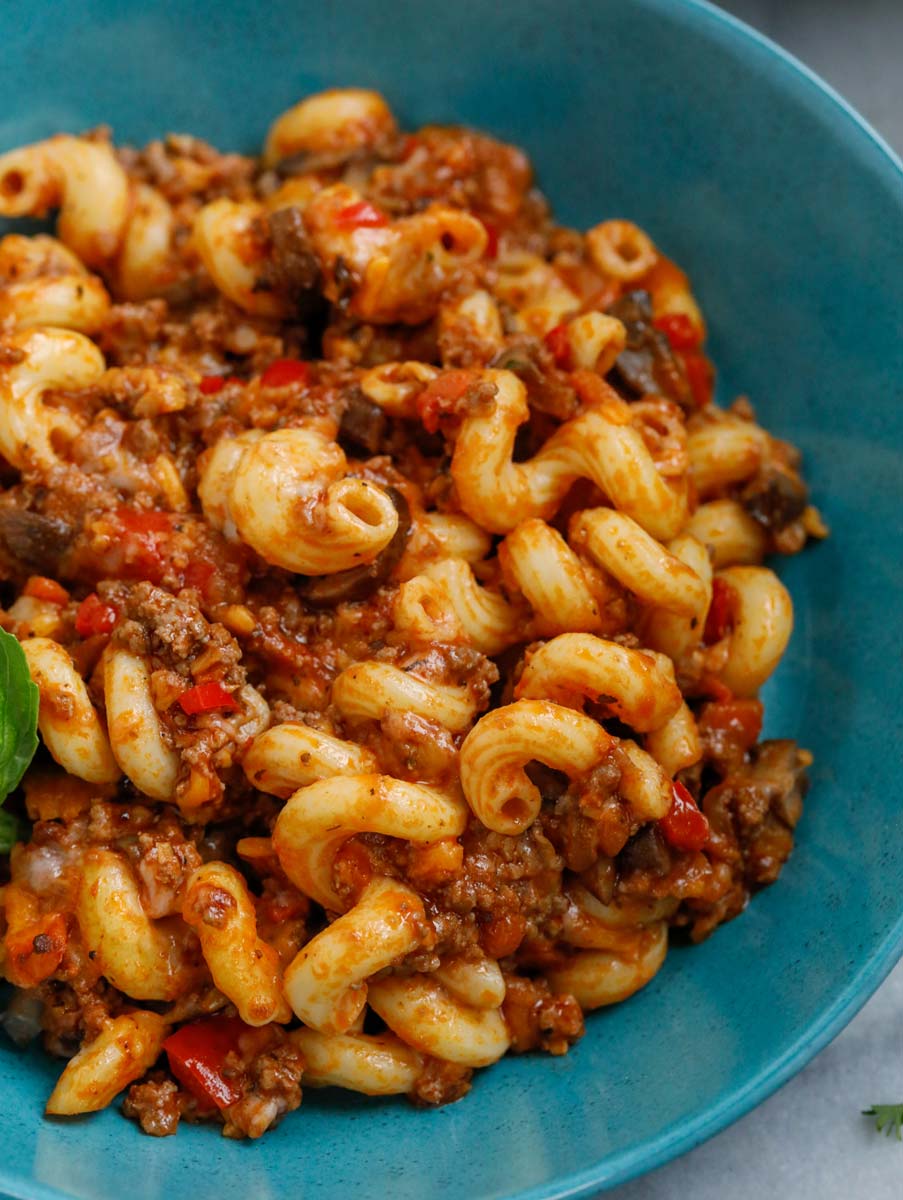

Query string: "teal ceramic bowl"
[[2, 1, 902, 1197]]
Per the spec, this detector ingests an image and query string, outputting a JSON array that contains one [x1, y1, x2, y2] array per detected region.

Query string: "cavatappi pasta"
[[0, 89, 823, 1139]]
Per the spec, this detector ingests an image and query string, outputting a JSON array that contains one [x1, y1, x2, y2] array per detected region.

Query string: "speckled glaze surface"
[[0, 1, 901, 1197]]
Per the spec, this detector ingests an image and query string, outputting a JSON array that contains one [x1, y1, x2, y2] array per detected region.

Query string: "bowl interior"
[[1, 2, 903, 1198]]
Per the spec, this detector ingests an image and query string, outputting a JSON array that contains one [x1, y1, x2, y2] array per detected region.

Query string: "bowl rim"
[[0, 3, 902, 1200], [520, 1, 903, 1195]]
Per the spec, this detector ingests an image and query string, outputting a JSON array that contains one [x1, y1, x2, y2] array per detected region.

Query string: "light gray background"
[[610, 2, 903, 1196]]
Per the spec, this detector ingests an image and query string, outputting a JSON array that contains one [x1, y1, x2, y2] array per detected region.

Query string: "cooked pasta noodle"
[[368, 976, 511, 1068], [0, 233, 111, 331], [290, 1028, 423, 1095], [515, 633, 683, 732], [460, 699, 616, 835], [77, 850, 196, 1001], [331, 661, 479, 734], [0, 326, 104, 469], [199, 427, 400, 574], [273, 775, 468, 910], [182, 862, 291, 1026], [499, 518, 603, 635], [22, 638, 120, 784], [283, 877, 429, 1033], [548, 921, 669, 1008], [45, 1012, 167, 1116], [450, 369, 689, 538]]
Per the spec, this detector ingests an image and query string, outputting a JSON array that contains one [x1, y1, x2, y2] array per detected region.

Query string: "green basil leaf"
[[0, 627, 39, 806]]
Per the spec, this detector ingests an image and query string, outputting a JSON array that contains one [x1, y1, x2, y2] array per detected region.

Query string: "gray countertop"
[[610, 3, 903, 1196], [720, 0, 903, 152]]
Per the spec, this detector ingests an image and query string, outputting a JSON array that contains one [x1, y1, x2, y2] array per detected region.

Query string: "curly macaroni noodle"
[[331, 660, 479, 734], [272, 774, 468, 909], [21, 638, 120, 784], [712, 566, 794, 697], [360, 360, 439, 418], [77, 849, 195, 1001], [459, 699, 616, 835], [433, 956, 507, 1010], [641, 532, 714, 666], [685, 499, 768, 567], [193, 199, 291, 318], [499, 519, 603, 635], [549, 920, 669, 1009], [687, 413, 767, 496], [438, 289, 505, 361], [571, 508, 708, 618], [242, 722, 379, 798], [103, 647, 180, 802], [45, 1012, 167, 1116], [420, 558, 522, 655], [0, 326, 104, 469], [615, 738, 676, 821], [368, 975, 511, 1068], [561, 887, 676, 951], [199, 427, 399, 573], [450, 369, 688, 538], [491, 249, 581, 335], [586, 219, 658, 283], [284, 877, 429, 1033], [263, 87, 397, 167], [0, 135, 130, 268], [0, 234, 110, 332], [291, 1029, 423, 1096], [183, 862, 291, 1026], [392, 575, 467, 645], [397, 509, 493, 579], [564, 312, 627, 373], [515, 633, 683, 732], [645, 701, 703, 777], [116, 182, 178, 301]]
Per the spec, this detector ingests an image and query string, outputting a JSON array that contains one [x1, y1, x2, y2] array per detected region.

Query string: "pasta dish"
[[0, 89, 824, 1137]]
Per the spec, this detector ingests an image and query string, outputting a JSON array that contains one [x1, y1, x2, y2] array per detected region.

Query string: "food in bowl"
[[0, 87, 824, 1138]]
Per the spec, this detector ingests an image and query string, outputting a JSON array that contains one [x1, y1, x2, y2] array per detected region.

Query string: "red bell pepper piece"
[[544, 322, 572, 370], [116, 509, 172, 535], [113, 508, 173, 582], [163, 1016, 247, 1109], [199, 375, 245, 393], [399, 135, 421, 161], [416, 369, 477, 434], [659, 780, 710, 852], [478, 216, 499, 259], [653, 312, 701, 352], [700, 698, 763, 751], [333, 199, 389, 230], [74, 594, 117, 638], [181, 560, 215, 597], [260, 359, 311, 389], [703, 576, 738, 645], [23, 576, 69, 606], [178, 681, 238, 715]]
